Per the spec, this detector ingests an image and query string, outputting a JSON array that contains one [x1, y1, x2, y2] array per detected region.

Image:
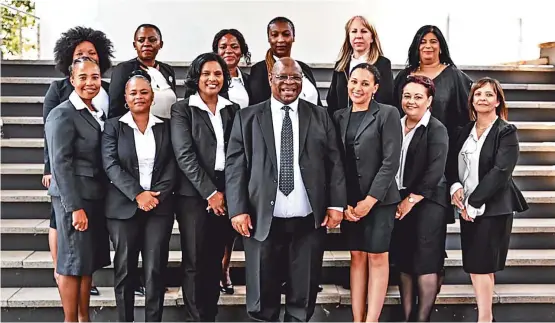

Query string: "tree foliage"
[[1, 0, 37, 58]]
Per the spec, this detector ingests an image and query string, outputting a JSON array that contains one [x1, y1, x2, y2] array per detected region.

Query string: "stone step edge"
[[2, 284, 554, 308], [4, 77, 555, 91], [2, 218, 554, 235], [5, 117, 555, 131], [2, 139, 553, 151], [3, 163, 554, 177], [2, 96, 555, 109], [3, 249, 554, 270], [3, 190, 554, 203]]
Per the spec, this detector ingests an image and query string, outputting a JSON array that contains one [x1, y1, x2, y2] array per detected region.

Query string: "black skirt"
[[341, 203, 396, 253], [390, 199, 447, 275], [52, 197, 111, 276], [460, 213, 513, 274]]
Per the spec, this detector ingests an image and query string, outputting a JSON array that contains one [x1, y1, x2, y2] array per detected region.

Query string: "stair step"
[[3, 163, 553, 177], [2, 284, 554, 308], [3, 249, 554, 270], [3, 190, 554, 203]]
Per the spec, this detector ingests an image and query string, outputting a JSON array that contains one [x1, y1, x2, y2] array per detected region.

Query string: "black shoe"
[[90, 286, 100, 296], [220, 283, 235, 295], [134, 286, 145, 297]]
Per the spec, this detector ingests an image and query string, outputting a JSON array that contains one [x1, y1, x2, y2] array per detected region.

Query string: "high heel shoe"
[[220, 283, 234, 295]]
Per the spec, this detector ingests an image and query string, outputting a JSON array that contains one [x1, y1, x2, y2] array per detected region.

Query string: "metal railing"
[[1, 2, 40, 59]]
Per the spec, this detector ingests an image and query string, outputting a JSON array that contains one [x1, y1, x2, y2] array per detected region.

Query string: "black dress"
[[342, 110, 396, 253]]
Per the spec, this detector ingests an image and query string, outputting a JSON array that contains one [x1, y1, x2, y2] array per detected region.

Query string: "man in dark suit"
[[225, 58, 346, 322]]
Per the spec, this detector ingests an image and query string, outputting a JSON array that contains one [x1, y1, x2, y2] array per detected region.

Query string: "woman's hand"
[[451, 188, 465, 210], [354, 196, 377, 218], [344, 205, 359, 222], [136, 191, 160, 211]]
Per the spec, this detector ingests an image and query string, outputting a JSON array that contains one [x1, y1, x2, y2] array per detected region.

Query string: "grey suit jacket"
[[45, 100, 106, 213], [225, 99, 347, 241]]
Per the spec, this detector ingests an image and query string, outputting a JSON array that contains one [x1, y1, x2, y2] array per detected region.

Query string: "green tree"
[[1, 0, 37, 57]]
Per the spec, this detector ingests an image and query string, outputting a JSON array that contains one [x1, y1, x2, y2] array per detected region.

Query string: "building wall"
[[35, 0, 555, 65]]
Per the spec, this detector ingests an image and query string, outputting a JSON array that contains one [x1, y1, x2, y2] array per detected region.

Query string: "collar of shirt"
[[270, 96, 299, 115], [119, 111, 163, 130], [230, 68, 245, 86], [400, 109, 432, 131], [69, 91, 104, 119], [189, 93, 232, 115], [351, 52, 369, 61], [470, 116, 499, 141]]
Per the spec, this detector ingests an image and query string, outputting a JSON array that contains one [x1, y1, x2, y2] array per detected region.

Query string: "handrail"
[[0, 3, 40, 19]]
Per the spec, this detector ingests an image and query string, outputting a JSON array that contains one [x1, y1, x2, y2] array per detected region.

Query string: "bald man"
[[225, 58, 346, 322]]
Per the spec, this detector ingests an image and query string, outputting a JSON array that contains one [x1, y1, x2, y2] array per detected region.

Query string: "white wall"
[[35, 0, 555, 65]]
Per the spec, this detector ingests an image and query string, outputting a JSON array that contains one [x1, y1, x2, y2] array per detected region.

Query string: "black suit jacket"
[[101, 117, 176, 220], [44, 100, 106, 212], [248, 60, 321, 106], [109, 58, 176, 118], [326, 55, 394, 117], [170, 98, 240, 198], [219, 68, 252, 105], [43, 78, 110, 175], [333, 100, 401, 205], [401, 116, 449, 208], [225, 99, 347, 241], [446, 118, 529, 217]]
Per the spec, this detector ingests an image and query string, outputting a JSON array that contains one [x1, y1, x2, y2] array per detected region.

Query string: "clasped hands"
[[136, 191, 161, 211], [207, 191, 226, 216], [344, 196, 376, 222], [451, 188, 473, 222]]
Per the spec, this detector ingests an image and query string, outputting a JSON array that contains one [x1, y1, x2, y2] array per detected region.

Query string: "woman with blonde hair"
[[327, 16, 393, 116]]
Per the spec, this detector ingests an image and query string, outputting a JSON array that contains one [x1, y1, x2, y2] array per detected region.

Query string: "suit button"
[[356, 157, 360, 160], [273, 180, 277, 183], [358, 174, 362, 178], [270, 201, 274, 206], [300, 167, 305, 170], [224, 141, 228, 145], [355, 141, 359, 145]]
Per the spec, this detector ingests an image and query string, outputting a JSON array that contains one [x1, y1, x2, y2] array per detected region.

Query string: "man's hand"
[[42, 174, 52, 188], [72, 209, 88, 231], [322, 209, 342, 228], [231, 213, 252, 237], [395, 198, 415, 220], [207, 191, 226, 216], [136, 191, 160, 211]]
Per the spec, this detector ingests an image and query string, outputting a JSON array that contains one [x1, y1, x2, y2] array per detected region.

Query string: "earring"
[[124, 103, 129, 110]]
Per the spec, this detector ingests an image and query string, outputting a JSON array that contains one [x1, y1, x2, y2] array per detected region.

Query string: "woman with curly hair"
[[41, 26, 114, 297], [109, 24, 177, 119], [212, 28, 251, 109]]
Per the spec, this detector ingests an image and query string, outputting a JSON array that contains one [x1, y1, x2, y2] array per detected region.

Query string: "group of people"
[[42, 15, 528, 323]]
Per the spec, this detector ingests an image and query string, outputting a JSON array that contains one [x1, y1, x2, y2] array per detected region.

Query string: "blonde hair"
[[335, 16, 384, 72]]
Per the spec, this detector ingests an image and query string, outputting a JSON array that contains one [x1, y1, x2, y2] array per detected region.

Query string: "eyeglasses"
[[273, 74, 303, 83]]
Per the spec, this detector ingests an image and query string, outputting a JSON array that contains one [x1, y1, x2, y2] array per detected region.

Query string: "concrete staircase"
[[1, 60, 555, 321]]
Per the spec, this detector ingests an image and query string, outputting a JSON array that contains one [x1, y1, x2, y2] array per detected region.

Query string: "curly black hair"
[[184, 52, 231, 99], [211, 28, 251, 66], [53, 26, 114, 76]]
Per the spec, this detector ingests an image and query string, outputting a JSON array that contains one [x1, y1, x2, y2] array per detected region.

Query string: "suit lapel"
[[355, 100, 380, 140], [338, 108, 350, 149], [220, 105, 232, 136], [197, 109, 216, 137], [152, 122, 164, 168], [404, 126, 426, 186], [478, 119, 501, 180], [122, 123, 139, 174], [78, 109, 101, 132], [298, 101, 311, 158], [257, 101, 278, 172]]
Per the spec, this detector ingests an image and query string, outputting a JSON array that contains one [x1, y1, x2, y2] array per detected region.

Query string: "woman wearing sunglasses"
[[446, 77, 528, 323]]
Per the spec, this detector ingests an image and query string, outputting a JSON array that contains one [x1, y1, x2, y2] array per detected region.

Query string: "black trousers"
[[175, 171, 228, 322], [244, 214, 326, 322], [107, 210, 173, 322]]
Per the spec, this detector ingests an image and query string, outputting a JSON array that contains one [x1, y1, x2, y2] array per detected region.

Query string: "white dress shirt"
[[396, 110, 432, 189], [93, 86, 109, 116], [227, 68, 250, 109], [270, 97, 343, 218], [349, 52, 369, 74], [119, 111, 163, 191], [449, 117, 498, 218], [272, 55, 319, 105], [147, 67, 177, 119], [69, 91, 105, 130]]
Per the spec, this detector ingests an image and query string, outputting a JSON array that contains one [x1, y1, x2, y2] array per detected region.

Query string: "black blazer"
[[248, 60, 321, 106], [219, 68, 252, 106], [333, 100, 402, 205], [101, 117, 176, 220], [43, 78, 110, 175], [401, 115, 449, 208], [44, 100, 106, 212], [109, 58, 176, 118], [327, 55, 394, 117], [170, 97, 240, 198], [225, 99, 347, 241], [446, 118, 529, 217]]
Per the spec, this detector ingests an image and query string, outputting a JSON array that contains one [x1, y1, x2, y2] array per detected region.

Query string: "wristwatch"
[[408, 196, 415, 203]]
